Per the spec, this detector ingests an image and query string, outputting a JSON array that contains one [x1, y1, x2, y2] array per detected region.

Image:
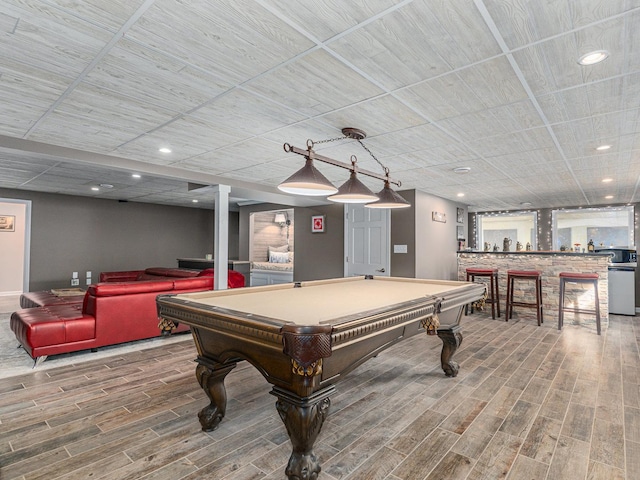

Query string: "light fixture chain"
[[357, 139, 388, 175], [313, 135, 350, 145]]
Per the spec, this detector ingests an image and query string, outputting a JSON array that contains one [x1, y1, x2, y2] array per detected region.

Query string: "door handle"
[[376, 268, 386, 273]]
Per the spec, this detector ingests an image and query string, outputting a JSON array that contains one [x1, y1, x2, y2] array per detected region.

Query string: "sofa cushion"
[[11, 305, 95, 348], [89, 280, 174, 296], [144, 267, 200, 278], [197, 268, 214, 277], [99, 270, 145, 282], [173, 277, 213, 291]]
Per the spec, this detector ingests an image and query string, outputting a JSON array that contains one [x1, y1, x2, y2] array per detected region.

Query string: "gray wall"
[[239, 202, 345, 282], [414, 190, 467, 280], [390, 190, 416, 277], [0, 188, 239, 291]]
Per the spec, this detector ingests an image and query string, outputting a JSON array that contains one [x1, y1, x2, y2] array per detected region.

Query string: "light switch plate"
[[394, 244, 408, 253]]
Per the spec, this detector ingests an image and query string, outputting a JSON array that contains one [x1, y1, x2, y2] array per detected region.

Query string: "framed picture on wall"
[[457, 225, 465, 240], [457, 208, 464, 224], [311, 215, 325, 233], [0, 215, 15, 232]]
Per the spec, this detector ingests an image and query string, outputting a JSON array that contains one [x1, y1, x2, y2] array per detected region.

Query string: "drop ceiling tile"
[[244, 49, 384, 117]]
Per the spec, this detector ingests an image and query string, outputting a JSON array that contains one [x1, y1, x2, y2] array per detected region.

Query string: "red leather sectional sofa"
[[11, 267, 245, 365]]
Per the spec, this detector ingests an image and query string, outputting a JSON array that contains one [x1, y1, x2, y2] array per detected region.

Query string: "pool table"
[[156, 275, 485, 480]]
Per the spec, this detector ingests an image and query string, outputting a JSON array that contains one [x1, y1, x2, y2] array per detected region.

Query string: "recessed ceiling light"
[[605, 195, 614, 199], [602, 178, 613, 183], [91, 186, 99, 191], [578, 50, 609, 66], [159, 147, 172, 153], [99, 183, 113, 189], [132, 174, 141, 179], [192, 199, 198, 203], [457, 193, 465, 197], [596, 145, 611, 151], [520, 202, 532, 207], [453, 167, 471, 174]]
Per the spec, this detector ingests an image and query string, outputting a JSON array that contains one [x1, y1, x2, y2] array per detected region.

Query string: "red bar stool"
[[558, 272, 601, 335], [465, 268, 500, 319], [506, 270, 543, 326]]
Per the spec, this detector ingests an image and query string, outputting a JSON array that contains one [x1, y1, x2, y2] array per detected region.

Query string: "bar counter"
[[457, 251, 611, 326]]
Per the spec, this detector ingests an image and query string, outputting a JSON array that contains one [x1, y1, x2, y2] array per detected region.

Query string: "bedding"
[[251, 261, 294, 272]]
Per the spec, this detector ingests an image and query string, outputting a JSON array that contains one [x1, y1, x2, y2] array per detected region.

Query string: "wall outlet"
[[86, 278, 92, 285], [72, 271, 78, 279], [71, 278, 80, 286]]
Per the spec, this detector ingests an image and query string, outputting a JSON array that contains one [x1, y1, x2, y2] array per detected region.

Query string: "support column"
[[212, 185, 230, 290]]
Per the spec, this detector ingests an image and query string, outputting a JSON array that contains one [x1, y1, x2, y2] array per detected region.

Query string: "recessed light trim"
[[132, 174, 141, 179], [605, 195, 614, 199], [91, 186, 99, 191], [457, 193, 465, 197], [99, 183, 114, 189], [159, 147, 172, 153], [578, 50, 609, 66], [520, 202, 532, 207], [596, 145, 611, 151], [192, 199, 198, 203], [453, 167, 471, 174], [602, 178, 613, 183]]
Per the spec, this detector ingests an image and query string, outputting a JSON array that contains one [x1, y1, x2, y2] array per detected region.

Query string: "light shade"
[[278, 157, 337, 196], [274, 212, 287, 224], [327, 171, 379, 204], [365, 181, 411, 209]]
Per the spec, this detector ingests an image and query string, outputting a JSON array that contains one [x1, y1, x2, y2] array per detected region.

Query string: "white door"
[[344, 204, 390, 277]]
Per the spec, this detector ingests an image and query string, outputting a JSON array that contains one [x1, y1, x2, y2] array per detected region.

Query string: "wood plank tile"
[[538, 388, 572, 421], [546, 435, 590, 480], [386, 409, 447, 455], [424, 451, 473, 480], [561, 403, 595, 442], [586, 460, 625, 480], [624, 406, 640, 443], [465, 431, 522, 480], [506, 454, 549, 479], [334, 446, 405, 480], [390, 428, 459, 480], [625, 439, 640, 480], [519, 415, 562, 464], [590, 418, 625, 470], [498, 400, 539, 438]]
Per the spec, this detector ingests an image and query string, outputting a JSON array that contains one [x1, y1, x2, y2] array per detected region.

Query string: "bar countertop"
[[458, 250, 612, 257]]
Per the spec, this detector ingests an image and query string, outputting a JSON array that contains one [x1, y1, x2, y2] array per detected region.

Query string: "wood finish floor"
[[0, 310, 639, 480]]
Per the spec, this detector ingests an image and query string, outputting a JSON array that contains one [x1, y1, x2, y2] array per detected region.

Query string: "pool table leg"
[[195, 359, 236, 431], [272, 385, 336, 480], [437, 325, 463, 377]]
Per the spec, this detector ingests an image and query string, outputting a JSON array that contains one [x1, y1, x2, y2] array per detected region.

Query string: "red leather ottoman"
[[10, 304, 96, 365], [20, 290, 86, 309]]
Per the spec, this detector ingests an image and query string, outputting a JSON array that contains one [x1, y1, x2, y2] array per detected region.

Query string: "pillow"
[[269, 245, 288, 254], [269, 251, 289, 263]]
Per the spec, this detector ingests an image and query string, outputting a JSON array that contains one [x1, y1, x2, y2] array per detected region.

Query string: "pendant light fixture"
[[366, 176, 411, 209], [280, 128, 410, 208], [277, 148, 338, 196], [327, 156, 379, 204]]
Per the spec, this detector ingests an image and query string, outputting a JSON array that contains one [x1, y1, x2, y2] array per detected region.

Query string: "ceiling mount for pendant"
[[341, 127, 367, 140]]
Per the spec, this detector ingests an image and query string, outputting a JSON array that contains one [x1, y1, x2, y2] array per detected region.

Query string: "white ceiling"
[[0, 0, 639, 211]]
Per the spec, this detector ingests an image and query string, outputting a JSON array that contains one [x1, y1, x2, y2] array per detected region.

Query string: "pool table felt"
[[172, 276, 471, 325]]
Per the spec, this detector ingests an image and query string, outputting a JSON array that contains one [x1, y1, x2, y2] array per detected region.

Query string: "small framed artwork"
[[311, 215, 325, 233], [0, 215, 15, 232], [457, 208, 464, 224], [432, 211, 446, 223], [457, 225, 465, 240]]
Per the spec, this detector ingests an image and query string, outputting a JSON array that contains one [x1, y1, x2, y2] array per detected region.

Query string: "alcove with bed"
[[249, 209, 294, 286]]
